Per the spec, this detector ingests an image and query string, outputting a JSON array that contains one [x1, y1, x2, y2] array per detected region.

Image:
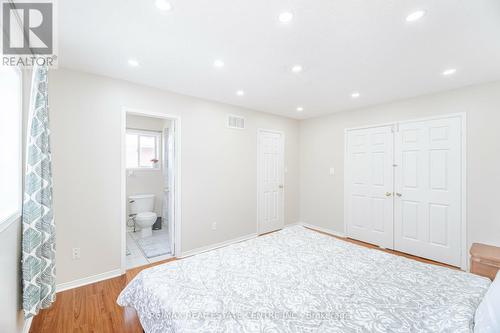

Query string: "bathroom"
[[125, 112, 175, 269]]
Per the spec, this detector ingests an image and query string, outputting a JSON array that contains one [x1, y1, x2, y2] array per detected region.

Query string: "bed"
[[117, 226, 491, 332]]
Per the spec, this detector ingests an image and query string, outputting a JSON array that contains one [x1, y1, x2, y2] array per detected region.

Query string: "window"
[[126, 130, 161, 169], [0, 66, 22, 229]]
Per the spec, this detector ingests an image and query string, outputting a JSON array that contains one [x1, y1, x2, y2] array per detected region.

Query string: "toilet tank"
[[129, 194, 155, 214]]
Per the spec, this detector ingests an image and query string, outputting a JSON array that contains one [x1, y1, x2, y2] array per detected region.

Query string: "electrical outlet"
[[72, 247, 81, 260], [211, 222, 217, 231]]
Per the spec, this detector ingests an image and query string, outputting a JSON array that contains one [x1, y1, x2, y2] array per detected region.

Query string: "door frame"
[[120, 107, 182, 273], [256, 128, 285, 235], [344, 113, 467, 270]]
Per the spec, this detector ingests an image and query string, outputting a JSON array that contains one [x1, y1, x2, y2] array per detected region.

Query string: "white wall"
[[126, 114, 169, 217], [126, 113, 168, 132], [300, 81, 500, 251], [49, 68, 300, 285]]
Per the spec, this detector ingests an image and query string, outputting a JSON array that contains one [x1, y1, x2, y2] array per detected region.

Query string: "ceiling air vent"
[[227, 114, 245, 130]]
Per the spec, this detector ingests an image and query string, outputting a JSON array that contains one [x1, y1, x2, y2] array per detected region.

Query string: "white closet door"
[[258, 129, 284, 234], [345, 126, 394, 249], [394, 117, 462, 266]]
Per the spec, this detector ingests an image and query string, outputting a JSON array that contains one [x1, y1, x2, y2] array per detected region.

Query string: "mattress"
[[117, 226, 490, 332]]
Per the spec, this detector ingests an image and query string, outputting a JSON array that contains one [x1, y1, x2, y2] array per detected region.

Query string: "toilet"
[[129, 194, 157, 238]]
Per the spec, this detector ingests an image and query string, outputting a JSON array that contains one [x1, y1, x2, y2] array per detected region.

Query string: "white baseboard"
[[56, 268, 122, 293], [299, 222, 346, 238], [180, 233, 258, 258], [52, 223, 339, 294], [55, 233, 257, 293], [23, 316, 33, 333]]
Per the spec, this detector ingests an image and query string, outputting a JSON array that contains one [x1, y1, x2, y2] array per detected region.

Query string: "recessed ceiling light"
[[155, 0, 172, 11], [236, 90, 245, 96], [296, 107, 304, 112], [213, 59, 225, 68], [278, 12, 294, 23], [291, 65, 303, 73], [442, 68, 457, 76], [128, 59, 139, 67], [351, 92, 360, 98], [406, 10, 426, 22]]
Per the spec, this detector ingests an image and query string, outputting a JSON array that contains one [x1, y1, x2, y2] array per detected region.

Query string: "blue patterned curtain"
[[22, 65, 56, 318]]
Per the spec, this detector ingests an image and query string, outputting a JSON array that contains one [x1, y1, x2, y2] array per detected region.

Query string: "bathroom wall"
[[125, 114, 170, 217], [48, 68, 300, 285]]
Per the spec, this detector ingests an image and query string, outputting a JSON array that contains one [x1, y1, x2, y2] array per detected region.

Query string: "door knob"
[[385, 192, 392, 197], [279, 185, 284, 189]]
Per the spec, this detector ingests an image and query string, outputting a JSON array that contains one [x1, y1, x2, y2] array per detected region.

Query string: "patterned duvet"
[[117, 226, 490, 332]]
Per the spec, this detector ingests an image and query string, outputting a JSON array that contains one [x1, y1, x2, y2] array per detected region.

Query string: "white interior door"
[[164, 124, 175, 254], [394, 116, 462, 266], [258, 129, 284, 234], [162, 127, 169, 222], [345, 126, 394, 249]]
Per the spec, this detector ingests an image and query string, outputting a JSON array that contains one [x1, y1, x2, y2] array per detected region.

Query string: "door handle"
[[279, 185, 284, 189], [385, 192, 392, 197], [396, 193, 402, 197]]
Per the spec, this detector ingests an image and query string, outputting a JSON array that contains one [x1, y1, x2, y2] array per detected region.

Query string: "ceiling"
[[58, 0, 500, 119]]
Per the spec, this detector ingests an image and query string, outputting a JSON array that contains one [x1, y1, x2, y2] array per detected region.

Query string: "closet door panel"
[[345, 126, 394, 249], [394, 117, 462, 267]]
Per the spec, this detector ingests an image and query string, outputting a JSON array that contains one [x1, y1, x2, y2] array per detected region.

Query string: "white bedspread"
[[117, 226, 490, 332]]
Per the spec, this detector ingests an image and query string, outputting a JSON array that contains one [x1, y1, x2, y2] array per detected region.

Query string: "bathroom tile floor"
[[126, 233, 148, 269], [131, 227, 171, 258], [126, 225, 171, 269]]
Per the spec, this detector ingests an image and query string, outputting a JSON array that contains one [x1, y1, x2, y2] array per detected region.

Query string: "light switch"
[[329, 167, 335, 176]]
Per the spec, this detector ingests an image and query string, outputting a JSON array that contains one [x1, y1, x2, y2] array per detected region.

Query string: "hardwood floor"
[[29, 227, 458, 332], [306, 227, 459, 270], [29, 258, 176, 333]]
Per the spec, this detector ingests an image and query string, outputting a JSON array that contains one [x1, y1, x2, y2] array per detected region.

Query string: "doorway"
[[257, 129, 285, 234], [344, 114, 466, 268], [121, 109, 181, 272]]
